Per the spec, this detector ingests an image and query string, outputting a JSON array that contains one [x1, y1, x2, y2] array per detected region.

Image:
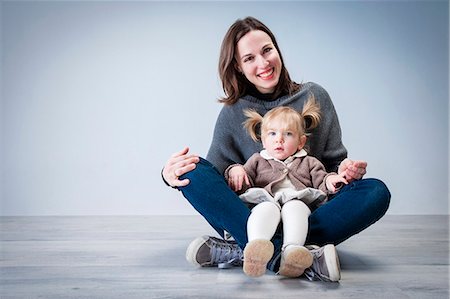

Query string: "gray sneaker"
[[186, 235, 243, 269], [304, 244, 341, 282]]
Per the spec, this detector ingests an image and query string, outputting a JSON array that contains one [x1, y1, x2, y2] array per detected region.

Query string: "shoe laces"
[[304, 246, 329, 281], [209, 238, 243, 269], [304, 266, 324, 281]]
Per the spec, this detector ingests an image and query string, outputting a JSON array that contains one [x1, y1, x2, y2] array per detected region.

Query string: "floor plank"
[[0, 215, 448, 299]]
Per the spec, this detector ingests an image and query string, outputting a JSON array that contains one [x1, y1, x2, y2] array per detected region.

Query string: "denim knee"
[[363, 178, 391, 219], [179, 157, 222, 187]]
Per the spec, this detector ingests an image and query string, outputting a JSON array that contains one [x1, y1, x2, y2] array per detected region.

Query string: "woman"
[[162, 16, 390, 281]]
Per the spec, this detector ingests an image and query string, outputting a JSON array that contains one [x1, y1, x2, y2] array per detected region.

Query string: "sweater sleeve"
[[206, 106, 248, 175], [307, 156, 336, 194], [307, 157, 326, 192], [242, 153, 260, 187]]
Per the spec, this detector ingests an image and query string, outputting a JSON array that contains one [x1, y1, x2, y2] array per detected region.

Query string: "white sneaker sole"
[[185, 236, 208, 266], [323, 244, 341, 282]]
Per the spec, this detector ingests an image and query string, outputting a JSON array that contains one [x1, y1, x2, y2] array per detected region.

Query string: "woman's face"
[[235, 30, 282, 94]]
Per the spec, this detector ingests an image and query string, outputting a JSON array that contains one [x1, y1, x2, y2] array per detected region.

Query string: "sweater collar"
[[260, 149, 308, 165], [240, 85, 308, 110], [241, 94, 290, 109], [247, 85, 280, 102]]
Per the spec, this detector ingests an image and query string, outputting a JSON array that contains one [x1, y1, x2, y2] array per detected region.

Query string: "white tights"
[[247, 200, 311, 249]]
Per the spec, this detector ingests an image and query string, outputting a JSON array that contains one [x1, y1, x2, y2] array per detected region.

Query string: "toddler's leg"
[[247, 201, 281, 241], [244, 202, 280, 277], [279, 200, 313, 277]]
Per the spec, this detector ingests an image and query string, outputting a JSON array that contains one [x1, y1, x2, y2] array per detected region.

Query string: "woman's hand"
[[338, 158, 367, 182], [162, 147, 200, 187], [228, 165, 250, 192]]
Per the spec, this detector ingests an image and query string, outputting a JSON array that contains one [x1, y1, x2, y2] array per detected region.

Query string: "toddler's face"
[[261, 118, 305, 161]]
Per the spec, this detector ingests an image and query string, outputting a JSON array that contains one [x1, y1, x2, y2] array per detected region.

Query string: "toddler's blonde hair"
[[243, 96, 321, 142]]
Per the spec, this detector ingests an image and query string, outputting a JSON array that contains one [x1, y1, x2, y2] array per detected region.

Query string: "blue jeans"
[[179, 158, 391, 270]]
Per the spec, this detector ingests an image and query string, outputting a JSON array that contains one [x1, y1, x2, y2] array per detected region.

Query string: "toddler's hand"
[[326, 173, 348, 193], [228, 165, 250, 192]]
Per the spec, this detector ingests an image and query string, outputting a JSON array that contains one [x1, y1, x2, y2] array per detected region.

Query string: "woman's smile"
[[258, 68, 275, 80]]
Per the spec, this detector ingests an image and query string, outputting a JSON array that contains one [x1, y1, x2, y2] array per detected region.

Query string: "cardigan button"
[[283, 169, 288, 173]]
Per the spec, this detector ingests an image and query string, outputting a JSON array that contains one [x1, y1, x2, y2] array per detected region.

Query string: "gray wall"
[[1, 1, 448, 215]]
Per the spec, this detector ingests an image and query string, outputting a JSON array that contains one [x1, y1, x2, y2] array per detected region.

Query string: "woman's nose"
[[257, 55, 269, 67]]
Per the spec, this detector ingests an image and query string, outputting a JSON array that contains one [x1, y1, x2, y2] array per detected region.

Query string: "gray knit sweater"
[[206, 82, 348, 175]]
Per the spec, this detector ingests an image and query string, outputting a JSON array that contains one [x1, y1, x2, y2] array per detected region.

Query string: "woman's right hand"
[[162, 147, 200, 188]]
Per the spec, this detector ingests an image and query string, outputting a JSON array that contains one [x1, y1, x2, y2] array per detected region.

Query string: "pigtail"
[[243, 109, 263, 142], [301, 96, 321, 132]]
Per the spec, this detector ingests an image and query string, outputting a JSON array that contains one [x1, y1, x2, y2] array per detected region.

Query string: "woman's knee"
[[179, 157, 222, 184], [362, 178, 391, 216]]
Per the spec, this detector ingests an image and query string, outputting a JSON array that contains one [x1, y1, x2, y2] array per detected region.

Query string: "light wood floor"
[[0, 215, 448, 299]]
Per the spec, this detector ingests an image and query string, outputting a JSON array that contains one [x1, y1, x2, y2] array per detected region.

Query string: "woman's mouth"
[[258, 68, 275, 80]]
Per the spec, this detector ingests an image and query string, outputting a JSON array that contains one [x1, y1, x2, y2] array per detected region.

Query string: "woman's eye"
[[263, 47, 272, 54], [244, 56, 254, 63]]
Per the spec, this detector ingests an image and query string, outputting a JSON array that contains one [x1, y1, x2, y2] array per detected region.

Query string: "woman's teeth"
[[258, 68, 274, 79]]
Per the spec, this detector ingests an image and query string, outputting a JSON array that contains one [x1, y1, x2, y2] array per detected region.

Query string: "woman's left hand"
[[338, 158, 367, 182]]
